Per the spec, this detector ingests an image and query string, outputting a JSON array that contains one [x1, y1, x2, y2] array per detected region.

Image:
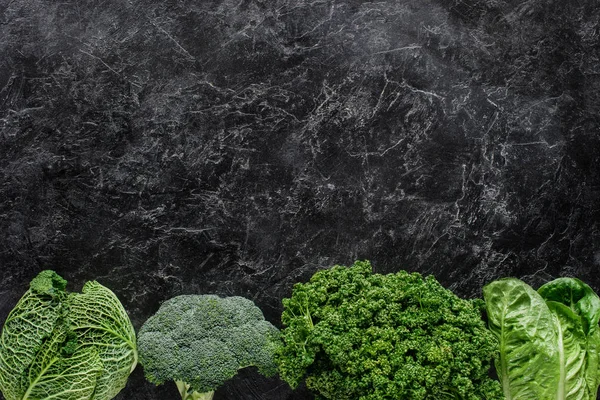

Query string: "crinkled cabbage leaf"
[[0, 270, 137, 400]]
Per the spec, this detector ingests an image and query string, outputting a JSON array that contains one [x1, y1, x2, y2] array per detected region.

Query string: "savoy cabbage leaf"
[[0, 270, 137, 400]]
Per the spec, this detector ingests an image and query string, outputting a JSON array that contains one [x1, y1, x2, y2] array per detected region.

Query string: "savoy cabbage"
[[0, 270, 137, 400]]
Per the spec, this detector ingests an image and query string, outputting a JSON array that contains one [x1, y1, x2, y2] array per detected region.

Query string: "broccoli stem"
[[175, 380, 215, 400]]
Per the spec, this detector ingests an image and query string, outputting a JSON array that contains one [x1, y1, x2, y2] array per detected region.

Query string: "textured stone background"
[[1, 0, 600, 398]]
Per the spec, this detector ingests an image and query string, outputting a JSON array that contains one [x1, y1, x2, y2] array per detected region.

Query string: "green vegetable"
[[0, 270, 138, 400], [277, 260, 503, 400], [137, 294, 280, 400], [483, 277, 600, 400]]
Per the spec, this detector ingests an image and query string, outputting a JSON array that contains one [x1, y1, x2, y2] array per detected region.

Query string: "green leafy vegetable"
[[483, 277, 600, 400], [137, 294, 280, 400], [277, 260, 502, 400], [0, 270, 138, 400]]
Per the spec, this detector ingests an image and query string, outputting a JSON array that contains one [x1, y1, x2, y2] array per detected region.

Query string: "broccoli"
[[277, 260, 503, 400], [137, 294, 280, 400]]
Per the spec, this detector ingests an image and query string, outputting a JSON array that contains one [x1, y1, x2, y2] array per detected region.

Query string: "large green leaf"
[[545, 301, 588, 400], [69, 281, 138, 400], [585, 330, 600, 399], [484, 277, 600, 400], [0, 280, 62, 400], [538, 278, 600, 336], [483, 278, 559, 400], [539, 278, 600, 399]]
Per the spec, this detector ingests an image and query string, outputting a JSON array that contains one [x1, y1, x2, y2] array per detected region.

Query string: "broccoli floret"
[[137, 294, 280, 400]]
